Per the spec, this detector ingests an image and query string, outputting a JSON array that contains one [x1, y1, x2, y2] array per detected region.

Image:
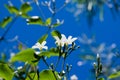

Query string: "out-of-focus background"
[[0, 0, 120, 80]]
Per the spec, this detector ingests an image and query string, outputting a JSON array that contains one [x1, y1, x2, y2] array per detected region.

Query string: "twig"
[[0, 16, 18, 44]]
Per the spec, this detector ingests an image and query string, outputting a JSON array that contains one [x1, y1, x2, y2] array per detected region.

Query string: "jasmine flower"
[[32, 41, 48, 54], [54, 34, 77, 47]]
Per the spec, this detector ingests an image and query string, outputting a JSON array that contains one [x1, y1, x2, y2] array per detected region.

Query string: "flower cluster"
[[54, 34, 77, 47]]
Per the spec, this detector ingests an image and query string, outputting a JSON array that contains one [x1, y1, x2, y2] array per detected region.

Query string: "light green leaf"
[[0, 63, 13, 80], [39, 50, 59, 58], [5, 4, 19, 15], [20, 3, 32, 13], [51, 30, 61, 39], [21, 13, 30, 18], [38, 34, 48, 44], [40, 70, 61, 80], [11, 49, 37, 64], [52, 23, 61, 28], [45, 18, 51, 26], [0, 17, 12, 28], [108, 71, 120, 79], [25, 72, 39, 80], [27, 16, 44, 25]]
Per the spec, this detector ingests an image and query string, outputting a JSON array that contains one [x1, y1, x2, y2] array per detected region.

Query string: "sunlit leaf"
[[26, 16, 44, 25], [25, 72, 39, 80], [5, 4, 19, 15], [45, 18, 51, 26], [40, 70, 61, 80], [20, 3, 32, 13], [51, 30, 61, 39], [108, 71, 120, 79], [39, 51, 59, 58], [52, 23, 61, 28], [0, 63, 13, 80], [38, 34, 48, 44], [0, 17, 12, 28], [21, 13, 30, 18], [11, 49, 37, 64]]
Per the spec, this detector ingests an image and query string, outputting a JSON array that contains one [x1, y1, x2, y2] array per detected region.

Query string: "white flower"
[[54, 34, 77, 47], [66, 36, 77, 45], [70, 75, 78, 80], [54, 35, 65, 47], [32, 41, 48, 50], [56, 19, 64, 24], [32, 41, 48, 54]]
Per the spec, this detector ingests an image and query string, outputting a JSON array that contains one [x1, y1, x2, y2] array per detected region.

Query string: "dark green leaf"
[[0, 17, 12, 28], [20, 3, 32, 13], [40, 70, 61, 80], [38, 34, 48, 44], [11, 49, 37, 64], [5, 4, 19, 15], [0, 63, 13, 80], [51, 30, 61, 39], [108, 71, 120, 79], [98, 78, 105, 80], [26, 16, 44, 25]]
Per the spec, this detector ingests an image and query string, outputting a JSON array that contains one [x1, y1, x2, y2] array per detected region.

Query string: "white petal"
[[68, 36, 72, 40], [43, 46, 48, 50], [32, 45, 39, 49], [42, 41, 47, 46], [61, 34, 67, 41], [70, 75, 78, 80], [71, 37, 77, 42], [35, 51, 41, 55]]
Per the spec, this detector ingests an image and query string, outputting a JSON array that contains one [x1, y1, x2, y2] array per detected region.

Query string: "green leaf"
[[108, 71, 120, 79], [26, 16, 44, 25], [20, 3, 32, 13], [21, 13, 30, 18], [45, 18, 51, 26], [39, 50, 59, 58], [52, 23, 61, 28], [98, 78, 105, 80], [51, 30, 61, 39], [10, 49, 37, 64], [0, 17, 12, 28], [5, 4, 19, 15], [0, 63, 13, 80], [40, 70, 61, 80], [25, 72, 39, 80], [38, 34, 48, 44], [18, 43, 23, 50]]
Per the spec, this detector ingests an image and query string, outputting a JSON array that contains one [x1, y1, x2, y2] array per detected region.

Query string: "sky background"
[[0, 0, 120, 80]]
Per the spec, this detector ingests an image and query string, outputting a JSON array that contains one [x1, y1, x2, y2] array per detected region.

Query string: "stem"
[[42, 56, 50, 69], [52, 70, 58, 80], [62, 58, 66, 70], [33, 0, 46, 21], [0, 16, 18, 44], [55, 56, 61, 69]]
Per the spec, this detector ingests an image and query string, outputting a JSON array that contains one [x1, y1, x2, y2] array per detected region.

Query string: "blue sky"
[[0, 0, 120, 80]]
